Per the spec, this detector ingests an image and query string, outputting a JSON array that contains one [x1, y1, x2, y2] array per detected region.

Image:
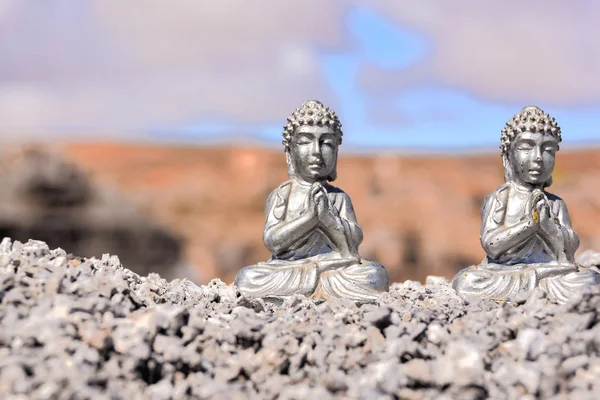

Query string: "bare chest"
[[504, 191, 529, 225], [284, 185, 311, 220], [504, 189, 557, 224]]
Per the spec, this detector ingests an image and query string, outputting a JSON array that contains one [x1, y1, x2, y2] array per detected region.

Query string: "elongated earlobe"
[[326, 147, 339, 182], [285, 150, 297, 179], [502, 155, 514, 183]]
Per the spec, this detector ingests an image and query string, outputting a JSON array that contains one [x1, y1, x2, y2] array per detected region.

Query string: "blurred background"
[[0, 1, 599, 284]]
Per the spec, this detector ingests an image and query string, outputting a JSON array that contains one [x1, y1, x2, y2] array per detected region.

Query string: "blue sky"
[[159, 6, 600, 150], [1, 2, 599, 151]]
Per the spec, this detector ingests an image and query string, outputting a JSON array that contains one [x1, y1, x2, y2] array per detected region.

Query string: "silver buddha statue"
[[453, 106, 600, 303], [234, 100, 389, 302]]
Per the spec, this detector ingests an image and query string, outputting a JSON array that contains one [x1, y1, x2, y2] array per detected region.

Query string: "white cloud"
[[0, 1, 598, 140], [0, 0, 16, 20], [0, 0, 350, 138], [358, 0, 600, 105]]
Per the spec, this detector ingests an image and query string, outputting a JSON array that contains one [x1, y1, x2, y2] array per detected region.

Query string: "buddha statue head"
[[500, 106, 562, 188], [283, 100, 343, 183]]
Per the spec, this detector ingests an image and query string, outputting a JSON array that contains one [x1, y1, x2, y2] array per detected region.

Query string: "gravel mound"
[[2, 239, 600, 399]]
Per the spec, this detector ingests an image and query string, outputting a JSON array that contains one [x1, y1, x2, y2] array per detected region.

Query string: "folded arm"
[[537, 198, 579, 262], [480, 194, 539, 260], [262, 191, 318, 256], [318, 192, 363, 257]]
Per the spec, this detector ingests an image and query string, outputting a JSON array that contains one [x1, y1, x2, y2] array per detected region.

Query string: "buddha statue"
[[453, 106, 600, 303], [234, 100, 389, 302]]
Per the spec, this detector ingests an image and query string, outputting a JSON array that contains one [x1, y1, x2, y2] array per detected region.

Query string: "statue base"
[[452, 262, 600, 304], [234, 257, 389, 303]]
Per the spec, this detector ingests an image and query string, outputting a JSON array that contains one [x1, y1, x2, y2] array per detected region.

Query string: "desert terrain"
[[52, 143, 600, 284]]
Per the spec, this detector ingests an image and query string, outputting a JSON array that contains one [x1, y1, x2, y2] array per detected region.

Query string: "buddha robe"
[[235, 180, 389, 302], [453, 182, 600, 303]]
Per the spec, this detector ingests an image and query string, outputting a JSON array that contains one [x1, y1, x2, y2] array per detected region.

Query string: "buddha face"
[[289, 125, 339, 183], [508, 130, 558, 186]]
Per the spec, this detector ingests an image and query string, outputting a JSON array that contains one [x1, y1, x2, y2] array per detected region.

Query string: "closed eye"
[[515, 138, 535, 151], [320, 134, 336, 147], [296, 133, 313, 145], [542, 142, 558, 153]]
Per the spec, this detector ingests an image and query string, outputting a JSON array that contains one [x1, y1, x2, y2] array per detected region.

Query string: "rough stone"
[[1, 238, 600, 399]]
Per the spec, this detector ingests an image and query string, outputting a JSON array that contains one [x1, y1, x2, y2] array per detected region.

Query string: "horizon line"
[[3, 136, 600, 157]]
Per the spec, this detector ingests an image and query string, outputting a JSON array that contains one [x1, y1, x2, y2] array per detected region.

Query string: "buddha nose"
[[311, 140, 322, 158], [533, 146, 542, 162]]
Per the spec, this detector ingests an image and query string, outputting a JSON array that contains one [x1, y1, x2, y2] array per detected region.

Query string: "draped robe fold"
[[235, 180, 389, 302], [453, 182, 599, 303]]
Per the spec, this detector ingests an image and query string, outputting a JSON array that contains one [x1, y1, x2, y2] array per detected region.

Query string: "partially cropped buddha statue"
[[234, 100, 389, 302], [453, 106, 600, 303]]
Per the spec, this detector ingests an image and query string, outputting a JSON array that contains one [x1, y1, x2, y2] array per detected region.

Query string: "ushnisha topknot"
[[500, 105, 562, 155], [282, 100, 343, 151]]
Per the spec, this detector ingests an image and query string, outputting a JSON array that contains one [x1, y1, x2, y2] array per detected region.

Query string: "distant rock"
[[60, 143, 600, 284], [0, 146, 187, 280]]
